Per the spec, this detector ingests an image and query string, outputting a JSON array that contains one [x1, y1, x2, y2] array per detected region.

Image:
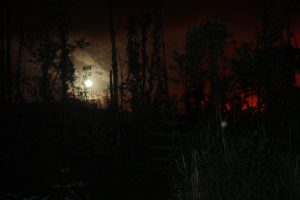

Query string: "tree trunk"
[[140, 11, 149, 106], [108, 0, 120, 147], [108, 0, 119, 111], [0, 1, 4, 102], [16, 26, 25, 103], [59, 27, 69, 102], [41, 30, 52, 103], [109, 69, 114, 107], [160, 9, 169, 104], [2, 0, 12, 103]]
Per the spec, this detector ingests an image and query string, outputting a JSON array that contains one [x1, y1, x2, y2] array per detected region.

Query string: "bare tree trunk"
[[59, 28, 68, 102], [151, 0, 168, 107], [118, 54, 125, 112], [2, 0, 12, 103], [160, 8, 169, 103], [140, 10, 149, 106], [108, 0, 119, 111], [109, 69, 114, 107], [41, 29, 52, 103], [16, 26, 25, 103], [0, 1, 4, 102], [56, 0, 72, 103], [108, 0, 120, 147]]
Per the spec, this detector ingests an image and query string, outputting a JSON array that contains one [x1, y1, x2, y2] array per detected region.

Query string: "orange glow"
[[241, 94, 258, 110], [295, 72, 300, 87]]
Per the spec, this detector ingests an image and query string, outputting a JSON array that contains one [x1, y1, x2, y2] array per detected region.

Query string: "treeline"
[[120, 0, 300, 122], [1, 0, 300, 121], [0, 0, 88, 104], [116, 0, 300, 158], [169, 0, 300, 129], [107, 0, 169, 112], [1, 0, 300, 199]]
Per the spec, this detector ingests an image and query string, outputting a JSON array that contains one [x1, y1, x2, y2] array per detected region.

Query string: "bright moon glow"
[[84, 80, 93, 88]]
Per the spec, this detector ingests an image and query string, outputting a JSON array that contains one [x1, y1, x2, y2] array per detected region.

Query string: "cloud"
[[72, 48, 110, 91]]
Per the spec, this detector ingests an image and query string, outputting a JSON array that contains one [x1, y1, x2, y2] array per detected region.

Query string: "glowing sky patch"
[[85, 80, 93, 88]]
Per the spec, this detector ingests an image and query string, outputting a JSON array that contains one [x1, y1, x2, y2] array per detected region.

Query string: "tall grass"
[[173, 119, 300, 200]]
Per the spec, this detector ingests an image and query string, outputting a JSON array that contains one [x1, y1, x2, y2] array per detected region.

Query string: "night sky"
[[9, 0, 300, 93], [3, 2, 300, 198]]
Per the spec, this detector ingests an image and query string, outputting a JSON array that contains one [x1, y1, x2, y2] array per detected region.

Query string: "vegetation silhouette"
[[1, 0, 300, 199]]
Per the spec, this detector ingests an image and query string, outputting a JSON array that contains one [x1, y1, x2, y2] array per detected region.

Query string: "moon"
[[84, 80, 93, 88]]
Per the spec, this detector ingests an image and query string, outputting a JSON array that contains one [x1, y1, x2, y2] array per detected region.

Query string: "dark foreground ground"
[[0, 103, 172, 200], [1, 103, 300, 200]]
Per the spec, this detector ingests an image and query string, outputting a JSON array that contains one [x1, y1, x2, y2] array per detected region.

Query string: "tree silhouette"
[[140, 11, 151, 106], [74, 64, 92, 101], [126, 14, 143, 112], [0, 0, 12, 103], [255, 0, 298, 114], [0, 1, 4, 102], [48, 0, 89, 102], [108, 0, 119, 112], [15, 25, 25, 103], [107, 0, 121, 146], [150, 0, 169, 109], [173, 19, 232, 119], [125, 1, 169, 112], [56, 0, 73, 102], [26, 24, 58, 102]]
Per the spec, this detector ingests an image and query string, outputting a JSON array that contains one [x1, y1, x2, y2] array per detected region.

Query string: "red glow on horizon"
[[242, 94, 258, 111], [295, 72, 300, 87]]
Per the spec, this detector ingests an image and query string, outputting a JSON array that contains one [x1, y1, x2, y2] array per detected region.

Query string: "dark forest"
[[1, 0, 300, 199]]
